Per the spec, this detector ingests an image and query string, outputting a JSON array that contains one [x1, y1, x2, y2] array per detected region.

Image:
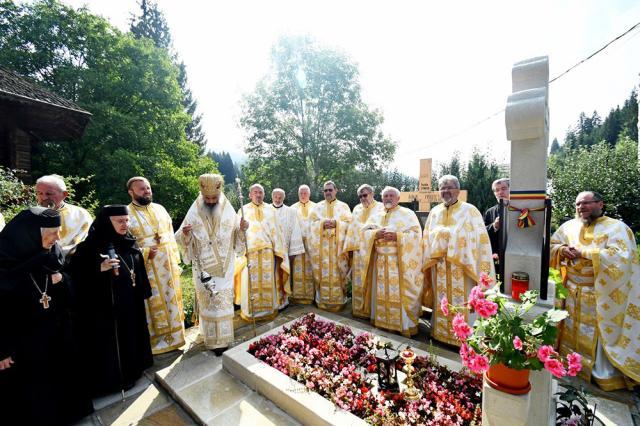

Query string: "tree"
[[462, 150, 502, 215], [130, 0, 207, 151], [210, 151, 238, 184], [240, 35, 396, 201], [0, 0, 216, 220], [550, 138, 561, 155], [129, 0, 171, 49], [436, 151, 504, 214], [548, 138, 640, 232]]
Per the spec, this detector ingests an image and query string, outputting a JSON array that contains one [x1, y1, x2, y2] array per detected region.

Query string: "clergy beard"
[[202, 202, 219, 216], [384, 202, 394, 209], [135, 195, 152, 206], [580, 207, 603, 225]]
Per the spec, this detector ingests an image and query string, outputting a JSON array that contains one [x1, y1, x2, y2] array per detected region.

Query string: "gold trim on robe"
[[422, 201, 495, 346], [290, 201, 317, 304], [129, 202, 185, 354], [551, 216, 640, 389], [308, 199, 352, 311]]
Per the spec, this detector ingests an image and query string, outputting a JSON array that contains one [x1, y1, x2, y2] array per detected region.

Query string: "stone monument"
[[482, 56, 555, 426]]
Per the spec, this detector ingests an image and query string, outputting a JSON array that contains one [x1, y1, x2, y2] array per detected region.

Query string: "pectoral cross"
[[154, 232, 161, 244], [39, 293, 51, 309], [130, 270, 136, 286]]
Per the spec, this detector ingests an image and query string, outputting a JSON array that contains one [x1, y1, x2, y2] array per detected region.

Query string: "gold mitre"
[[198, 174, 224, 196]]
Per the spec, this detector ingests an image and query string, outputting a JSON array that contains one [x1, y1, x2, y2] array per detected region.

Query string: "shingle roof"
[[0, 67, 91, 140]]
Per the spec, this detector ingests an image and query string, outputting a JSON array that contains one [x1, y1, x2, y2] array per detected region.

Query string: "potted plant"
[[440, 273, 582, 394]]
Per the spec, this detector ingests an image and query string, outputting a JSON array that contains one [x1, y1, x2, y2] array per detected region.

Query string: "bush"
[[0, 167, 33, 222], [180, 265, 196, 329]]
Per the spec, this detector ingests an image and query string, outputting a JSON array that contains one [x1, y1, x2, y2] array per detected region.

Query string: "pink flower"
[[544, 358, 567, 378], [440, 296, 449, 316], [452, 313, 473, 341], [467, 354, 490, 374], [513, 336, 523, 351], [468, 286, 485, 307], [459, 342, 470, 363], [537, 345, 556, 363], [567, 352, 582, 376], [479, 272, 494, 290], [474, 299, 498, 318]]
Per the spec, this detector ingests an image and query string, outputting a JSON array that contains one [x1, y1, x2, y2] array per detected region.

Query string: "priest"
[[551, 191, 640, 390], [422, 175, 494, 345], [290, 185, 316, 304], [175, 174, 247, 354], [344, 184, 385, 319], [361, 187, 424, 336], [127, 176, 185, 354], [308, 180, 352, 311], [237, 184, 289, 321], [271, 188, 305, 309], [35, 174, 93, 257]]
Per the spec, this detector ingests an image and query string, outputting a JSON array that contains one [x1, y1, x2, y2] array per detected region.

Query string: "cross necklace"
[[29, 273, 51, 309], [118, 254, 136, 286]]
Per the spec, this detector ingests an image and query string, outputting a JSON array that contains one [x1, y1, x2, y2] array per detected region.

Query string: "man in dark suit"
[[483, 178, 509, 278]]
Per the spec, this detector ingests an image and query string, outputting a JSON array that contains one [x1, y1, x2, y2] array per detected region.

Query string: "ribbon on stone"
[[507, 205, 546, 228]]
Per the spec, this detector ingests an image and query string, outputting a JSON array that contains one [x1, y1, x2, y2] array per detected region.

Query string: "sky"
[[62, 0, 640, 177]]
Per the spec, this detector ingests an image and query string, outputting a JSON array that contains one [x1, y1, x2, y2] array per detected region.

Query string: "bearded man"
[[175, 174, 247, 353], [422, 175, 494, 346], [308, 180, 352, 311], [344, 184, 385, 318], [290, 185, 316, 304], [361, 187, 423, 336], [35, 174, 92, 257], [271, 188, 304, 309], [237, 184, 289, 321], [551, 191, 640, 390], [127, 177, 185, 354]]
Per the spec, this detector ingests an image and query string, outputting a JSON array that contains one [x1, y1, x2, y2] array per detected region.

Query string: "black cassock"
[[0, 208, 93, 425], [71, 206, 153, 397]]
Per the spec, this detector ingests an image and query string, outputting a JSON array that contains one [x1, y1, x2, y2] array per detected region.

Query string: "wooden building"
[[0, 67, 91, 181]]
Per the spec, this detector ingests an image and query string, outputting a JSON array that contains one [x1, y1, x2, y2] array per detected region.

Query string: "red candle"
[[511, 272, 529, 301]]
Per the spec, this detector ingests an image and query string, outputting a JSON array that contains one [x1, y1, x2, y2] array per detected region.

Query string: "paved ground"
[[75, 302, 640, 425]]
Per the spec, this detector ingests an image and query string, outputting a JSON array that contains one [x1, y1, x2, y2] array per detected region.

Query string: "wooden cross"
[[39, 293, 51, 309], [399, 158, 467, 212]]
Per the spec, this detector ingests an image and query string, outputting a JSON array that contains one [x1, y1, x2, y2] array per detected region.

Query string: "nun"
[[0, 207, 93, 425], [71, 205, 153, 397]]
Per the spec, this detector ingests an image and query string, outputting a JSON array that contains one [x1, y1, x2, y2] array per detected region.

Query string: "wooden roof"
[[0, 67, 91, 140]]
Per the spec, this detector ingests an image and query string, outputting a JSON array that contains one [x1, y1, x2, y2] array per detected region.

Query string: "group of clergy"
[[1, 170, 638, 425]]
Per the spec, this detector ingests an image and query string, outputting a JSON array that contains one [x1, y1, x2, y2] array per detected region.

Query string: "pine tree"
[[130, 0, 207, 151]]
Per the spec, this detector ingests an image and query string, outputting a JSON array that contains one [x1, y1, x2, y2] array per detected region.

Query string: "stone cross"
[[399, 158, 467, 212], [503, 56, 549, 298]]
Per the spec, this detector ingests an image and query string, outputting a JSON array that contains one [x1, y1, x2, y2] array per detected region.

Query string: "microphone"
[[106, 243, 120, 276]]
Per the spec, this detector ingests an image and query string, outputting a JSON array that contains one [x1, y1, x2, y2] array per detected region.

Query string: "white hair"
[[249, 183, 265, 193], [36, 175, 67, 192], [357, 184, 374, 195], [272, 188, 285, 196], [491, 178, 509, 191], [298, 184, 310, 193], [438, 175, 460, 189], [381, 186, 400, 197]]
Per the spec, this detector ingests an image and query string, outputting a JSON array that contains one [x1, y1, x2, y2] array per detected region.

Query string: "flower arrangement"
[[441, 273, 582, 378], [248, 313, 482, 425]]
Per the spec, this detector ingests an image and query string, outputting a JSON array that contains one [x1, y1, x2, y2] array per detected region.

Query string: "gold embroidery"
[[626, 303, 640, 321], [608, 288, 625, 305]]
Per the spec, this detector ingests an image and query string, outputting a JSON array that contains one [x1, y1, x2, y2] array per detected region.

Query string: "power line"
[[400, 20, 640, 157]]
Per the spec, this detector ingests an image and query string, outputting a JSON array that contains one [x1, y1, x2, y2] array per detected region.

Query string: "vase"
[[485, 363, 531, 395]]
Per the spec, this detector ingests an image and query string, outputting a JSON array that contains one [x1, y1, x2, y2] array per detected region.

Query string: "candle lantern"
[[511, 271, 529, 301], [375, 347, 399, 392]]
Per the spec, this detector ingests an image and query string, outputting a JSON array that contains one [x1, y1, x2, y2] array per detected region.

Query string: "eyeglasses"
[[323, 189, 334, 192], [575, 200, 599, 207], [358, 193, 370, 198]]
